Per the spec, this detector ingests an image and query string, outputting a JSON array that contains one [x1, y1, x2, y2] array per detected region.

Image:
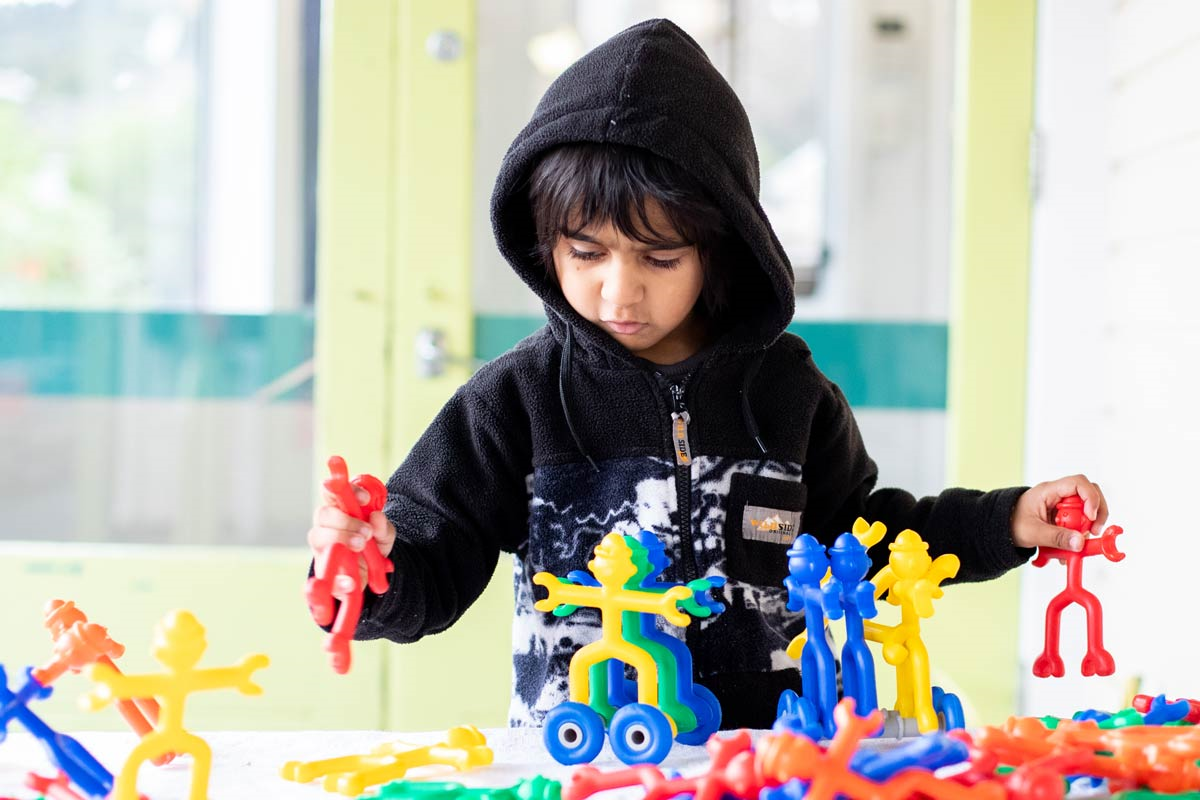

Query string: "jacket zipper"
[[669, 381, 698, 585]]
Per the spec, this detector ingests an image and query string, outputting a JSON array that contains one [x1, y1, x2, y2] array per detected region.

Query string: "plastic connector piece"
[[1133, 693, 1198, 725], [849, 732, 969, 781]]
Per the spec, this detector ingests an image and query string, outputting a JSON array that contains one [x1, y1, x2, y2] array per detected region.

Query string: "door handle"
[[414, 328, 471, 378]]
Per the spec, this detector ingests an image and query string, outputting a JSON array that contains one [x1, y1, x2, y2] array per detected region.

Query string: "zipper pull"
[[672, 411, 692, 465], [669, 383, 692, 465]]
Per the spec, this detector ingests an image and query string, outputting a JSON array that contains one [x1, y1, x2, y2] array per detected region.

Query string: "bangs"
[[530, 143, 726, 252]]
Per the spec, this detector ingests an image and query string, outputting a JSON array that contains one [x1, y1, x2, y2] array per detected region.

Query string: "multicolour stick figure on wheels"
[[533, 530, 724, 765]]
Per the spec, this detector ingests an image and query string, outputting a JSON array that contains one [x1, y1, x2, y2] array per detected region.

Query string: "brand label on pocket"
[[742, 505, 802, 544]]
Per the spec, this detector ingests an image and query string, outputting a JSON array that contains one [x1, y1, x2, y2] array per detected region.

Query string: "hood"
[[490, 18, 796, 362]]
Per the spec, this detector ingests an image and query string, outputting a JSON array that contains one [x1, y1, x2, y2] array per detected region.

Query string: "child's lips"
[[603, 320, 647, 335]]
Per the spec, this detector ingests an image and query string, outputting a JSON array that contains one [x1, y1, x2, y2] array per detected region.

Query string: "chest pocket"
[[722, 472, 807, 587]]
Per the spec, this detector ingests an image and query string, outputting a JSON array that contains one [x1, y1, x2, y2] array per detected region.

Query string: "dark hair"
[[528, 142, 733, 319]]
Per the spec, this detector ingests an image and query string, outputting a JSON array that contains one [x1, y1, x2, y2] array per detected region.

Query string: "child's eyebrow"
[[564, 230, 690, 250]]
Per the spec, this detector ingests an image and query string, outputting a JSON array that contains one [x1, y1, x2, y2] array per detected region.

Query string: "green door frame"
[[929, 0, 1038, 727], [317, 0, 511, 730]]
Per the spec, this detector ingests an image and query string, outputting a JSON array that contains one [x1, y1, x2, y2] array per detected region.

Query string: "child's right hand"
[[307, 486, 396, 593]]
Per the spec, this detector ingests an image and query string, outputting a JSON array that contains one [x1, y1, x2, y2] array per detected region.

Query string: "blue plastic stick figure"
[[784, 534, 842, 738], [827, 532, 880, 716], [0, 663, 114, 798]]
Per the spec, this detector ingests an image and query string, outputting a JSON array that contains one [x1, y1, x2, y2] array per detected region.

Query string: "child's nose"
[[599, 256, 643, 306]]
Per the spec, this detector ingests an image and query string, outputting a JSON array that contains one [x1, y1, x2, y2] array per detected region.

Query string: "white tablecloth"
[[0, 727, 729, 799]]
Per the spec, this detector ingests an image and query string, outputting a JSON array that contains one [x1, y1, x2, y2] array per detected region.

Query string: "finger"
[[366, 510, 389, 543], [1042, 474, 1093, 506], [332, 574, 358, 599], [322, 487, 370, 516], [313, 505, 372, 537], [1038, 523, 1084, 552], [1090, 482, 1109, 533], [308, 524, 372, 552], [1074, 479, 1101, 522], [307, 526, 347, 551]]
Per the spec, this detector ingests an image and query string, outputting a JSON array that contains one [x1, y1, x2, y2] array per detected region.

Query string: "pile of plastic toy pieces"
[[355, 693, 1200, 800], [1, 600, 269, 800]]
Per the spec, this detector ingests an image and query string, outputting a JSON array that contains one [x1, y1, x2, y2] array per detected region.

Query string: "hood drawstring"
[[559, 324, 600, 472], [741, 351, 769, 454]]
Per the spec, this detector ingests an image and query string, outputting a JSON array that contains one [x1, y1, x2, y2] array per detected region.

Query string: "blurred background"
[[1, 0, 1196, 731]]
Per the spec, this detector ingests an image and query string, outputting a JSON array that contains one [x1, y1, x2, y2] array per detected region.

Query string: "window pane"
[[0, 0, 318, 546]]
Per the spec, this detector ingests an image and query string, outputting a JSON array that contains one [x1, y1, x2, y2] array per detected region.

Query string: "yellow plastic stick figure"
[[83, 610, 270, 800], [280, 725, 493, 797], [533, 532, 692, 714], [862, 529, 958, 733]]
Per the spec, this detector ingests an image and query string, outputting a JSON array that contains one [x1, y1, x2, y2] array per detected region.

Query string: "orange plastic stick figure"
[[1032, 495, 1125, 677], [756, 699, 1004, 800], [307, 455, 392, 674], [967, 717, 1200, 794], [83, 610, 269, 800], [862, 529, 959, 732], [533, 533, 692, 709], [34, 600, 171, 765]]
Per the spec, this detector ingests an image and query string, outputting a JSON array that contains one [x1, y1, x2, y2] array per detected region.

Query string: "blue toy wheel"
[[609, 703, 675, 765], [932, 686, 965, 731], [675, 684, 722, 745], [543, 702, 605, 765]]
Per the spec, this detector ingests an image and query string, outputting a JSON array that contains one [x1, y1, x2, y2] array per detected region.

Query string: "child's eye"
[[646, 255, 682, 269], [568, 247, 603, 262]]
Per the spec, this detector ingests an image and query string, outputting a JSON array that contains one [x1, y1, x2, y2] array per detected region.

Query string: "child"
[[307, 19, 1108, 729]]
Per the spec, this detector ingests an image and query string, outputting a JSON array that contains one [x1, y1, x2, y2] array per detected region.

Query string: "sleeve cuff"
[[973, 485, 1036, 579]]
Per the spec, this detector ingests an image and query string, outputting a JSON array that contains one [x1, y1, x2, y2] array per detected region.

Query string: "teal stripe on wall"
[[789, 321, 947, 409], [475, 314, 947, 410], [0, 310, 314, 400], [1, 310, 946, 408]]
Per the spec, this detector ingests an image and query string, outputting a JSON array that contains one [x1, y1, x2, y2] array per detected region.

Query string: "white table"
[[0, 727, 728, 799]]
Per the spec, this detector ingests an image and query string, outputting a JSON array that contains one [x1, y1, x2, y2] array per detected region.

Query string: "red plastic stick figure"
[[25, 771, 88, 800], [306, 455, 392, 674], [564, 731, 764, 800], [1032, 495, 1125, 678]]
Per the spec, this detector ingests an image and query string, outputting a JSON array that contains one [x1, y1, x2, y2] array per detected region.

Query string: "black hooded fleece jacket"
[[344, 19, 1034, 729]]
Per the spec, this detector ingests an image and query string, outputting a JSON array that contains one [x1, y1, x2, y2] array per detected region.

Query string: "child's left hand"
[[1011, 474, 1108, 552]]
